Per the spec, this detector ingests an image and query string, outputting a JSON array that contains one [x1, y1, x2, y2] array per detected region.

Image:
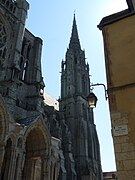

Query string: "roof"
[[44, 92, 59, 110], [18, 115, 39, 126], [103, 171, 117, 179], [98, 9, 135, 30]]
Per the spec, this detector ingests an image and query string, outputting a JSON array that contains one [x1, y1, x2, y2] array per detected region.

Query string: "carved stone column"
[[0, 143, 5, 179], [50, 163, 54, 180], [41, 157, 50, 180], [31, 158, 37, 180], [14, 149, 24, 180], [7, 146, 17, 180], [22, 157, 36, 180], [55, 162, 60, 180]]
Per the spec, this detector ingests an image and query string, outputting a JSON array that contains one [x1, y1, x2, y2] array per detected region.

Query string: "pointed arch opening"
[[0, 97, 9, 179], [22, 126, 49, 180], [0, 97, 8, 142], [1, 138, 12, 180]]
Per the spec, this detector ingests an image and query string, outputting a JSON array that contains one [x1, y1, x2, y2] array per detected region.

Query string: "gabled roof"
[[98, 9, 135, 30]]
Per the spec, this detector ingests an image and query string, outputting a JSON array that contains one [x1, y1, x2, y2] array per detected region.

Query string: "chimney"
[[126, 0, 135, 11]]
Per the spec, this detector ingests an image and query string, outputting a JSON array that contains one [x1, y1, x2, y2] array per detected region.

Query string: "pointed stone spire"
[[69, 13, 81, 49]]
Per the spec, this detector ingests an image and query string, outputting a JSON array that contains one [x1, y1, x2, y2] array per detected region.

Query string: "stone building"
[[0, 0, 102, 179], [98, 0, 135, 179], [103, 172, 117, 180], [59, 14, 102, 180]]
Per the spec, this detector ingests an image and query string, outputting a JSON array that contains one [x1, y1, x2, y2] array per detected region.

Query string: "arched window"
[[1, 138, 12, 179], [19, 57, 23, 80], [0, 22, 7, 68], [9, 4, 13, 11], [26, 44, 31, 60], [82, 75, 86, 94], [2, 47, 6, 59], [22, 61, 28, 81], [6, 0, 9, 8], [0, 50, 2, 57], [21, 38, 26, 55], [17, 138, 23, 148], [74, 55, 77, 64]]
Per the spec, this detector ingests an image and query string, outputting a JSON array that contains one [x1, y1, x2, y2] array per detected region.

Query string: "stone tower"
[[0, 0, 45, 119], [0, 1, 60, 180], [59, 15, 103, 180], [0, 0, 102, 179]]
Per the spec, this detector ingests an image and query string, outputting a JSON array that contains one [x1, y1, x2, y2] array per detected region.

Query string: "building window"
[[22, 61, 28, 81], [0, 22, 7, 67]]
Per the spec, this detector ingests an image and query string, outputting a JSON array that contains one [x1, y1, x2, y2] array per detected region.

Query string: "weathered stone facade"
[[0, 0, 102, 179], [98, 0, 135, 179], [59, 15, 103, 180]]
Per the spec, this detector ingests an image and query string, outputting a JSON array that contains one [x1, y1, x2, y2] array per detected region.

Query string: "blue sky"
[[27, 0, 127, 172]]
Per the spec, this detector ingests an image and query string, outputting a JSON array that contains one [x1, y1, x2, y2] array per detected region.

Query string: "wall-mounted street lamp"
[[87, 83, 108, 108], [87, 92, 98, 108]]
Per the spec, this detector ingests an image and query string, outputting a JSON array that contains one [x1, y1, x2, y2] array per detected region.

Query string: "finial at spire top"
[[73, 10, 76, 22], [69, 13, 81, 49]]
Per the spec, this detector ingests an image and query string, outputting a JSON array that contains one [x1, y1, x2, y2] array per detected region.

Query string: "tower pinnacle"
[[69, 14, 81, 49]]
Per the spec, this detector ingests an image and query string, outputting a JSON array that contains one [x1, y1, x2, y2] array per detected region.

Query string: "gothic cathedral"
[[0, 0, 102, 180]]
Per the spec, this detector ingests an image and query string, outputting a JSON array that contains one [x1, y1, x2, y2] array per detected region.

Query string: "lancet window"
[[0, 22, 7, 67]]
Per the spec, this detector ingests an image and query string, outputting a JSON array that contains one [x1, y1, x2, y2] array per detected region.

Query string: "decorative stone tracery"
[[0, 21, 7, 67]]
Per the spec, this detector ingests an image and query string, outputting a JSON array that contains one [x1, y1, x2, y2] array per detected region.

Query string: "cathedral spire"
[[69, 14, 81, 49]]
